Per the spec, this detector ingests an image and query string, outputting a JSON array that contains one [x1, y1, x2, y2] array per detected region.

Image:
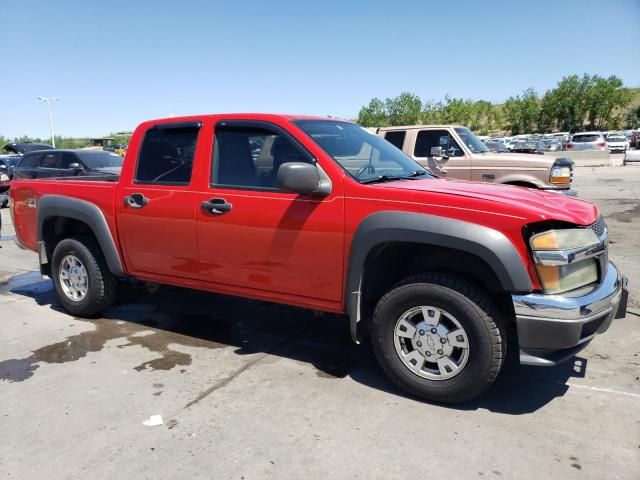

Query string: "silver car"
[[605, 134, 629, 152], [566, 132, 607, 151], [543, 138, 562, 151]]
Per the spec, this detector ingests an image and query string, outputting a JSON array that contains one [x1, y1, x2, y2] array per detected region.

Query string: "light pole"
[[37, 96, 59, 147]]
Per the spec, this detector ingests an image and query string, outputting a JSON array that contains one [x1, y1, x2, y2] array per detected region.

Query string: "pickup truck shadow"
[[2, 272, 585, 415]]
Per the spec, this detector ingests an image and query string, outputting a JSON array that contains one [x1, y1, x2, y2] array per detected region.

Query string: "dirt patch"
[[608, 202, 640, 223]]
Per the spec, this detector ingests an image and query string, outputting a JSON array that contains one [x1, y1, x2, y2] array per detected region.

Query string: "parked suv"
[[13, 150, 123, 180], [378, 125, 575, 193], [605, 133, 629, 152], [566, 132, 607, 151]]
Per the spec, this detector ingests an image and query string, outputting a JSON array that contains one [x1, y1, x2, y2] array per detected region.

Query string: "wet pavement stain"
[[0, 313, 232, 383], [2, 273, 361, 397]]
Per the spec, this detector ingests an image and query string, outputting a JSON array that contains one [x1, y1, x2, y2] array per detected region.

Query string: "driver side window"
[[212, 124, 312, 190], [414, 130, 464, 157]]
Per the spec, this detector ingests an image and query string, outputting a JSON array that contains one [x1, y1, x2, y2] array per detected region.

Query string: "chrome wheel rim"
[[393, 306, 469, 381], [58, 254, 89, 302]]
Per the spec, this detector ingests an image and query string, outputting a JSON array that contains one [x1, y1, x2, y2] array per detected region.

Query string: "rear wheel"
[[371, 273, 506, 403], [51, 235, 117, 317]]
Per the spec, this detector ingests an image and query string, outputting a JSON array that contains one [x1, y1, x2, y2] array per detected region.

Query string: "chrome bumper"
[[512, 262, 628, 366], [542, 187, 577, 197]]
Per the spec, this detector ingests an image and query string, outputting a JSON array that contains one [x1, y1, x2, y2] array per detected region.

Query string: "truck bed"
[[10, 178, 118, 252]]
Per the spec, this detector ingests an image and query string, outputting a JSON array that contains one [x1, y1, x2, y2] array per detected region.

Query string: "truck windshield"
[[454, 127, 489, 154], [294, 120, 430, 182]]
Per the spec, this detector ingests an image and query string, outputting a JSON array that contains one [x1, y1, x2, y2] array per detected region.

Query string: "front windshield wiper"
[[360, 171, 426, 184]]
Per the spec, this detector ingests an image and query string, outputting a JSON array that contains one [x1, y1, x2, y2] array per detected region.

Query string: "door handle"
[[201, 198, 232, 215], [124, 193, 149, 209]]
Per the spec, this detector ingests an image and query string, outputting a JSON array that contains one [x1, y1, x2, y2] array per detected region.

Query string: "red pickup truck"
[[9, 114, 628, 403]]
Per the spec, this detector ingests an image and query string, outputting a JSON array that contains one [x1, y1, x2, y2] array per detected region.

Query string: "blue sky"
[[1, 0, 639, 138]]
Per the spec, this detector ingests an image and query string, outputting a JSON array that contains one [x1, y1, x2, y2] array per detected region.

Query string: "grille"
[[590, 216, 608, 278], [591, 216, 607, 238]]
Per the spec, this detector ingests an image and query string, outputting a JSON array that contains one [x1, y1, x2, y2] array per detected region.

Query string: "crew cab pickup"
[[378, 125, 576, 194], [9, 114, 628, 403]]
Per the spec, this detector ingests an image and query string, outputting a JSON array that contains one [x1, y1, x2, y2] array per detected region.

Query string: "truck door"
[[410, 129, 471, 180], [116, 121, 202, 279], [195, 120, 344, 302]]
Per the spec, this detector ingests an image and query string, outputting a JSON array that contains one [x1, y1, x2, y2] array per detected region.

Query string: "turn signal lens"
[[550, 166, 571, 184], [530, 229, 599, 251]]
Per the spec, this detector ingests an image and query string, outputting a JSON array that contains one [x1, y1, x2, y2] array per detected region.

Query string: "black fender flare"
[[36, 194, 124, 276], [345, 211, 532, 342]]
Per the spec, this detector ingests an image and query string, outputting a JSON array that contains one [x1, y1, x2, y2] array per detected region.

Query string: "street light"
[[37, 96, 59, 148]]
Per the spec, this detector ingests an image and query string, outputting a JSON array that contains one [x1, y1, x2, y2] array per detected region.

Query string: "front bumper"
[[512, 262, 628, 366], [542, 187, 577, 197]]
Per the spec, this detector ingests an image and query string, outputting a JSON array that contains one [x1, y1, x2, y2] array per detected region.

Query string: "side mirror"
[[68, 162, 84, 171], [430, 146, 443, 157], [277, 162, 330, 196]]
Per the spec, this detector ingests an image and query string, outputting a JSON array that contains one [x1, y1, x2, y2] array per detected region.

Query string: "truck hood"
[[473, 151, 554, 166], [374, 178, 598, 226]]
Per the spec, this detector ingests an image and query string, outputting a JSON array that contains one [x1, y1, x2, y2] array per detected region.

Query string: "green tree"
[[357, 98, 388, 127], [624, 105, 640, 128], [384, 92, 422, 126], [585, 75, 632, 130], [354, 72, 635, 134], [503, 88, 540, 134], [110, 133, 132, 146], [469, 100, 494, 134]]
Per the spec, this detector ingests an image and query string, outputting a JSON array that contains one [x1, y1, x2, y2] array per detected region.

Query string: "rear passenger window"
[[17, 153, 40, 169], [212, 125, 311, 189], [136, 124, 200, 184], [39, 152, 60, 168], [384, 131, 406, 149]]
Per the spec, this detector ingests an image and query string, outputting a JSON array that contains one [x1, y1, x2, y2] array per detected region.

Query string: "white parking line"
[[566, 382, 640, 399]]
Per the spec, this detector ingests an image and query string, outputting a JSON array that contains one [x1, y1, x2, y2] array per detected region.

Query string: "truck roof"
[[141, 113, 339, 125], [378, 125, 465, 131]]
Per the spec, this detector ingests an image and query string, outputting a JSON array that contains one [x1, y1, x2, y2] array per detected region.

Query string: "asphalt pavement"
[[1, 163, 639, 480]]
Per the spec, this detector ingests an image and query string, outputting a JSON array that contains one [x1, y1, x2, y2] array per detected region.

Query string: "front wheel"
[[51, 235, 117, 317], [371, 273, 506, 403]]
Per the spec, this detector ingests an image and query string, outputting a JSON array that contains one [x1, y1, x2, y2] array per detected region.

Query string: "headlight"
[[530, 229, 598, 250], [530, 228, 601, 294], [549, 165, 571, 184], [534, 261, 598, 294], [0, 173, 9, 182]]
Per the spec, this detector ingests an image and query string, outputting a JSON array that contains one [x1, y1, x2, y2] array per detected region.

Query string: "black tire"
[[51, 235, 117, 317], [371, 273, 506, 404]]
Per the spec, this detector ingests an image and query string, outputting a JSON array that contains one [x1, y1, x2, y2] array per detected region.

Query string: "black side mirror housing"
[[277, 162, 330, 196], [68, 162, 84, 171]]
